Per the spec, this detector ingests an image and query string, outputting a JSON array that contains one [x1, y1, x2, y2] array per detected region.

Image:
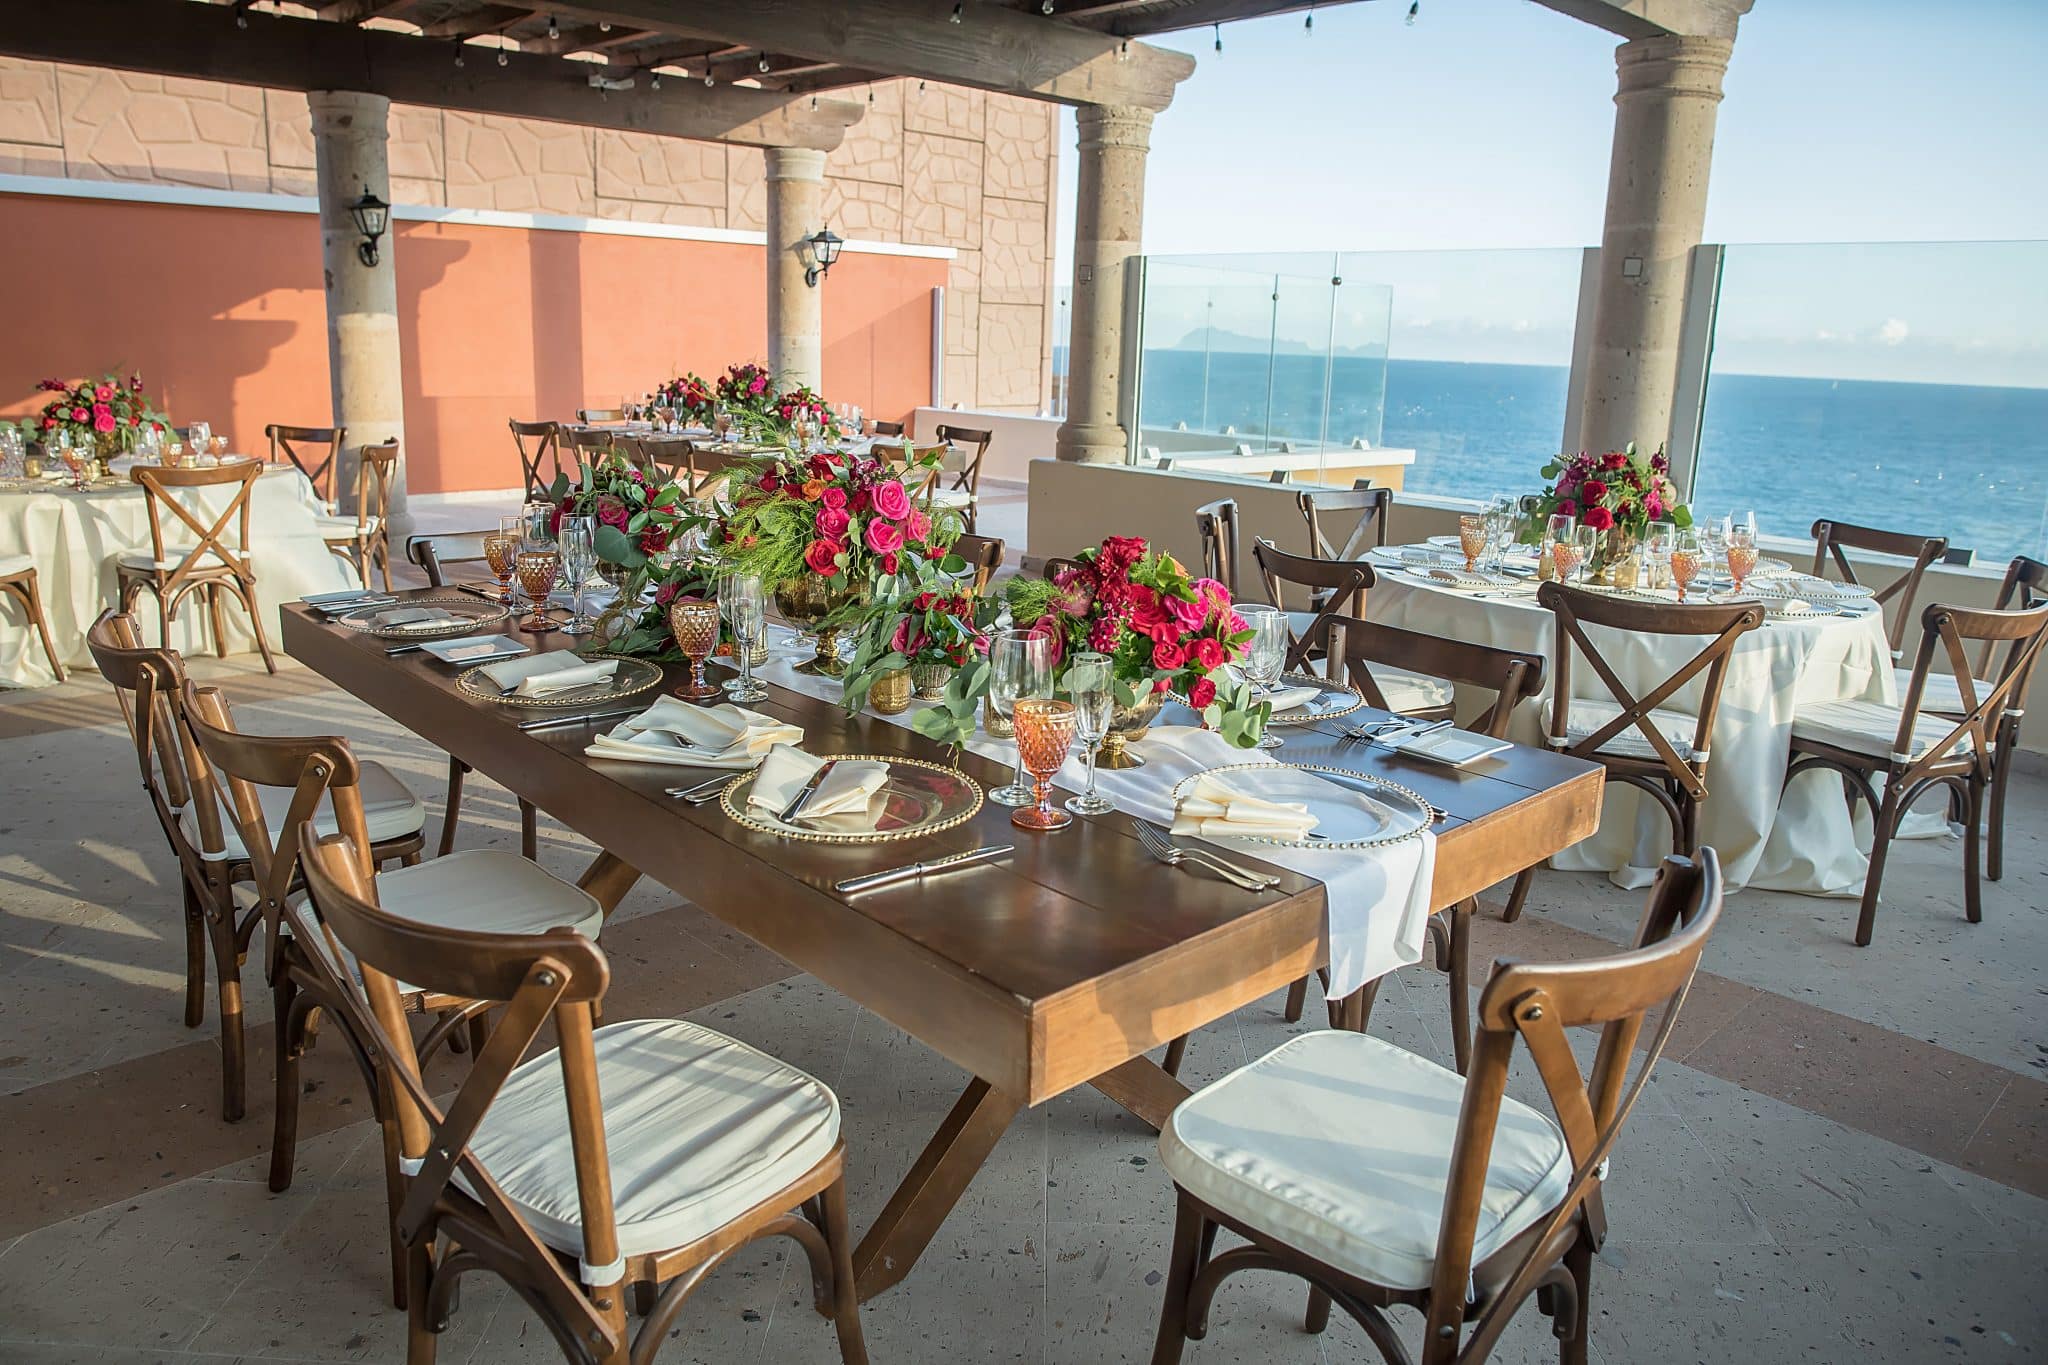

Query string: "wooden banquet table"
[[283, 596, 1602, 1301]]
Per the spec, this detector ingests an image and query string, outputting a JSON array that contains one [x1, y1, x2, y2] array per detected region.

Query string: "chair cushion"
[[1896, 666, 1971, 717], [117, 545, 223, 572], [315, 514, 382, 537], [0, 552, 32, 577], [1541, 698, 1699, 763], [181, 759, 425, 862], [464, 1018, 840, 1275], [1160, 1030, 1570, 1292], [1793, 697, 1972, 763], [926, 486, 974, 509]]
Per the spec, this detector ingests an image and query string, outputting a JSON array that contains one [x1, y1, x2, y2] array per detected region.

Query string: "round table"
[[1365, 549, 1902, 896], [0, 461, 358, 687]]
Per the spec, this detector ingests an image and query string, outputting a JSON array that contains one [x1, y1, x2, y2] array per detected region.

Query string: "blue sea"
[[1132, 353, 2048, 564]]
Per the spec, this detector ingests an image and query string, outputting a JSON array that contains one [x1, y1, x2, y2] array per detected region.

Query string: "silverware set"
[[516, 706, 642, 732], [1133, 820, 1280, 891], [665, 773, 732, 804], [1338, 716, 1452, 748], [835, 844, 1014, 894]]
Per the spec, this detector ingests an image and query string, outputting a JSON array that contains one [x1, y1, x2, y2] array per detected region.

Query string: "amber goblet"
[[1010, 698, 1078, 832], [483, 532, 519, 604], [668, 597, 723, 699], [514, 549, 561, 632], [1458, 514, 1488, 573]]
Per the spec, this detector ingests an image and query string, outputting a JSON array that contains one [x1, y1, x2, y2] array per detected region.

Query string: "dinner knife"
[[778, 758, 838, 823], [835, 845, 1014, 895], [454, 583, 503, 603], [517, 706, 642, 732], [1377, 718, 1454, 750]]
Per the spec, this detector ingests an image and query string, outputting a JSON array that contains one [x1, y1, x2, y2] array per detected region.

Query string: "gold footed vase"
[[1095, 691, 1164, 770], [869, 668, 912, 715], [774, 575, 864, 677], [1591, 529, 1642, 588]]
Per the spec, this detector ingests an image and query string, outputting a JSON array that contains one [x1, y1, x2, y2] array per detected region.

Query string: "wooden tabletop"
[[282, 599, 1602, 1107]]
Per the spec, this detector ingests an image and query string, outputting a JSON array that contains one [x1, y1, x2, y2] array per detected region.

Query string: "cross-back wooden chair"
[[868, 419, 905, 438], [407, 531, 541, 859], [618, 435, 692, 486], [1250, 537, 1374, 673], [1299, 485, 1394, 564], [947, 532, 1006, 594], [510, 419, 563, 499], [563, 426, 618, 466], [1274, 617, 1549, 1070], [1193, 498, 1241, 599], [930, 423, 992, 533], [576, 407, 626, 424], [300, 829, 868, 1365], [1788, 596, 2048, 946], [0, 554, 64, 681], [118, 458, 277, 673], [267, 423, 346, 510], [1537, 581, 1760, 875], [1932, 556, 2048, 882], [682, 441, 745, 500], [1151, 849, 1724, 1365], [1808, 518, 1948, 659], [320, 437, 399, 591]]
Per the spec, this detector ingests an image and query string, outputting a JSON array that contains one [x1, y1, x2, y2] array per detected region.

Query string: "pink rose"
[[1188, 676, 1217, 710], [655, 580, 681, 607], [594, 494, 630, 530], [871, 479, 912, 522], [905, 507, 932, 545], [1193, 637, 1226, 671], [820, 486, 848, 511], [865, 517, 904, 556], [891, 618, 922, 655], [93, 384, 113, 401], [1165, 592, 1206, 632], [72, 407, 88, 422], [1025, 615, 1064, 668], [94, 410, 116, 434], [816, 506, 851, 540], [804, 538, 843, 576], [1152, 639, 1187, 671]]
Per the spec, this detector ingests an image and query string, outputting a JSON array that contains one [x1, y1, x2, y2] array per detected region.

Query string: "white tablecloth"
[[1365, 566, 1906, 896], [0, 465, 358, 686]]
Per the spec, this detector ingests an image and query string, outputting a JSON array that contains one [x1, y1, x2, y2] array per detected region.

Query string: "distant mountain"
[[1163, 326, 1387, 359]]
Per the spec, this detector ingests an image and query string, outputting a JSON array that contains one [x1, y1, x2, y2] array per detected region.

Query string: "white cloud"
[[1877, 317, 1911, 345]]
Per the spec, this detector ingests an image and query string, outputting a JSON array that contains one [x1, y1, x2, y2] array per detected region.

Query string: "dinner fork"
[[1134, 821, 1279, 892]]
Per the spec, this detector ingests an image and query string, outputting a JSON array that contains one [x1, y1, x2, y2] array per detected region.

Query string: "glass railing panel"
[[1134, 259, 1291, 467]]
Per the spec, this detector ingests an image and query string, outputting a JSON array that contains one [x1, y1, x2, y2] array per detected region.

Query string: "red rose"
[[655, 580, 681, 606], [1557, 499, 1578, 518], [1580, 479, 1608, 504], [1193, 637, 1226, 671], [804, 538, 843, 575], [1602, 451, 1627, 470], [760, 474, 781, 494], [881, 550, 899, 575], [1582, 506, 1615, 531], [639, 525, 670, 554], [1188, 676, 1217, 709], [1152, 639, 1187, 671], [816, 506, 851, 540]]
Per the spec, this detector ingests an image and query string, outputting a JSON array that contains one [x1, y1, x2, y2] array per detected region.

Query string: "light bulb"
[[546, 14, 558, 38], [1406, 1, 1418, 23], [496, 49, 508, 65], [759, 55, 771, 72], [950, 1, 963, 21]]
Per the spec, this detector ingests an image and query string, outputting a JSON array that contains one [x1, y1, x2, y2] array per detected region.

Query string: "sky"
[[1053, 0, 2048, 386]]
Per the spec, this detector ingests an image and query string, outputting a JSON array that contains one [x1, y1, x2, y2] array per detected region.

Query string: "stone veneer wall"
[[0, 59, 1059, 414]]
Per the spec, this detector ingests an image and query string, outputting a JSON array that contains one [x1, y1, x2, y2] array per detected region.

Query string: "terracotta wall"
[[0, 192, 945, 494]]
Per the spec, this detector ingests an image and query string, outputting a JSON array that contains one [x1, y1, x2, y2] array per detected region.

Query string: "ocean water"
[[1134, 353, 2048, 564]]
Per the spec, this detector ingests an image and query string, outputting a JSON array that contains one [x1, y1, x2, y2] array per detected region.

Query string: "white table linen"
[[0, 464, 356, 686]]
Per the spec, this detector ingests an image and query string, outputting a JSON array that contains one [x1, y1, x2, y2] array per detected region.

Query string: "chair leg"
[[181, 878, 207, 1029], [381, 1111, 409, 1311], [1963, 778, 1985, 926], [520, 799, 538, 860], [820, 1173, 871, 1365], [1150, 1192, 1207, 1365], [157, 589, 173, 656], [1281, 975, 1309, 1024], [240, 578, 279, 674], [404, 1240, 439, 1365], [1855, 788, 1903, 947], [465, 1010, 492, 1058], [269, 981, 304, 1193], [1447, 899, 1474, 1076], [439, 758, 468, 857], [1500, 863, 1537, 923], [206, 583, 231, 659], [1986, 747, 2011, 883], [21, 576, 64, 681], [1161, 1035, 1189, 1078], [203, 875, 247, 1122], [1305, 1283, 1333, 1335], [1557, 1233, 1594, 1365]]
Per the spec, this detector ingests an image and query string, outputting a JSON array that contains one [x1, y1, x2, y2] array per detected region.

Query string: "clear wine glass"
[[724, 572, 769, 703], [1643, 523, 1676, 594], [1064, 652, 1116, 817], [1239, 604, 1290, 750], [557, 517, 597, 636], [988, 629, 1053, 807]]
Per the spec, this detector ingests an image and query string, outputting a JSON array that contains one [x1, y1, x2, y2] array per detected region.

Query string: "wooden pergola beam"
[[1526, 0, 1752, 41], [541, 0, 1197, 110], [0, 0, 866, 151]]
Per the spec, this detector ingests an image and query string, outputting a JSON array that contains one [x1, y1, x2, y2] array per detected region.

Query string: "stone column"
[[764, 146, 827, 391], [1055, 105, 1153, 464], [309, 91, 406, 531], [1575, 34, 1732, 457]]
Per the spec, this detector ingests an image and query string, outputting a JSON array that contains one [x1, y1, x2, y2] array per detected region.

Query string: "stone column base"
[[1054, 420, 1129, 465]]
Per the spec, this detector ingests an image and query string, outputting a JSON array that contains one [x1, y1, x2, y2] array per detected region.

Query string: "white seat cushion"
[[118, 545, 222, 572], [181, 759, 424, 861], [1161, 1030, 1570, 1292], [1365, 665, 1456, 715], [0, 552, 32, 577], [315, 513, 382, 538], [925, 486, 974, 508], [465, 1018, 839, 1274], [1541, 698, 1699, 762], [1895, 666, 1973, 717], [1793, 697, 1972, 763]]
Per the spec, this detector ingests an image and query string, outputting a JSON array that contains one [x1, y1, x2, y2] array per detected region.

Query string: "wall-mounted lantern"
[[799, 225, 843, 287], [350, 187, 390, 267]]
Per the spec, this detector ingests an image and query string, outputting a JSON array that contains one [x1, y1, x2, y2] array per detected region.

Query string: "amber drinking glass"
[[1458, 514, 1488, 573], [1671, 531, 1704, 603], [669, 597, 723, 699], [515, 549, 561, 632], [1726, 528, 1759, 593], [1010, 698, 1078, 832]]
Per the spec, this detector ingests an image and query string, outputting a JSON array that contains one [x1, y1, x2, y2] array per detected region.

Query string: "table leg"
[[576, 849, 643, 919], [851, 1077, 1022, 1302], [1088, 1056, 1193, 1132]]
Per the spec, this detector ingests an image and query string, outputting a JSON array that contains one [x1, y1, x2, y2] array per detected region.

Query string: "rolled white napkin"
[[480, 651, 620, 696], [587, 697, 802, 769], [372, 605, 459, 628], [1172, 771, 1319, 841], [749, 744, 889, 821]]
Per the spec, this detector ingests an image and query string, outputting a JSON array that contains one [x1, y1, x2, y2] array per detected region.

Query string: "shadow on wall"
[[825, 290, 935, 429]]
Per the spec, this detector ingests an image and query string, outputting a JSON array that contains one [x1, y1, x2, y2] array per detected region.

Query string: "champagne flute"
[[557, 517, 597, 636], [1010, 699, 1078, 832], [1671, 530, 1704, 603], [1239, 604, 1290, 750], [1064, 652, 1116, 816], [988, 629, 1053, 806], [514, 547, 562, 632], [723, 572, 769, 702]]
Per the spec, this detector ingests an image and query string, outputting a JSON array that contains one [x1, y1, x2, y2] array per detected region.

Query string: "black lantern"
[[800, 225, 843, 287], [349, 187, 390, 267]]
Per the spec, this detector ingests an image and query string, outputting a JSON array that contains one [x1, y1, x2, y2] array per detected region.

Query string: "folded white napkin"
[[1258, 682, 1323, 714], [480, 652, 620, 696], [1173, 771, 1319, 841], [587, 697, 802, 769], [749, 744, 889, 821], [372, 605, 458, 628]]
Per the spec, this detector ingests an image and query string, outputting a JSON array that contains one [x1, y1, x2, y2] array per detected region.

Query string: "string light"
[[452, 40, 465, 67], [950, 1, 963, 21], [650, 71, 661, 88], [703, 71, 715, 85], [545, 14, 558, 39], [496, 49, 508, 65], [1213, 22, 1222, 51], [1406, 1, 1419, 24], [597, 19, 611, 31], [1041, 0, 1053, 12], [1304, 3, 1314, 32], [867, 84, 875, 103], [759, 55, 771, 72]]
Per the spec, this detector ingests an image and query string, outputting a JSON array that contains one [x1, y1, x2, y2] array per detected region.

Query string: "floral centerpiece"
[[19, 372, 168, 456], [716, 362, 775, 417], [1525, 443, 1691, 583], [546, 453, 685, 568], [771, 384, 831, 433], [839, 550, 997, 713], [653, 372, 716, 426]]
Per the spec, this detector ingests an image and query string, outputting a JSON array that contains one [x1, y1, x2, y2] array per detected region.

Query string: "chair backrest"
[[1299, 486, 1393, 562], [1424, 850, 1724, 1362], [509, 419, 561, 498], [266, 423, 346, 505], [1976, 555, 2048, 679], [869, 419, 905, 438], [931, 424, 991, 498], [406, 531, 494, 588], [1892, 597, 2048, 778], [85, 610, 201, 859], [575, 408, 625, 424], [1809, 518, 1948, 657], [1319, 614, 1545, 736], [1251, 537, 1374, 672], [352, 438, 400, 531], [299, 830, 623, 1355], [948, 532, 1005, 594], [620, 435, 692, 483], [1537, 582, 1762, 796], [130, 460, 264, 594], [1193, 498, 1241, 599], [684, 442, 745, 498], [563, 427, 617, 461]]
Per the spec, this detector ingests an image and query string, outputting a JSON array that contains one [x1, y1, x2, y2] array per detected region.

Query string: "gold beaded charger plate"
[[719, 754, 983, 845], [335, 596, 510, 639], [1174, 672, 1363, 727], [1170, 763, 1433, 850], [1743, 573, 1874, 601], [456, 654, 662, 709]]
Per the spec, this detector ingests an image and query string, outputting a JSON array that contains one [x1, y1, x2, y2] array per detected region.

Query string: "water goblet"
[[515, 548, 562, 632], [1573, 526, 1603, 587], [557, 518, 597, 636], [1010, 699, 1078, 832], [1671, 531, 1704, 604], [1543, 512, 1576, 581], [723, 573, 770, 703], [988, 628, 1054, 806], [1643, 523, 1676, 593], [1484, 494, 1517, 571], [188, 421, 212, 456], [668, 596, 723, 699], [1063, 652, 1116, 816], [1550, 532, 1584, 586], [1458, 514, 1488, 573], [1726, 527, 1759, 593], [715, 408, 735, 443], [1239, 604, 1290, 749]]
